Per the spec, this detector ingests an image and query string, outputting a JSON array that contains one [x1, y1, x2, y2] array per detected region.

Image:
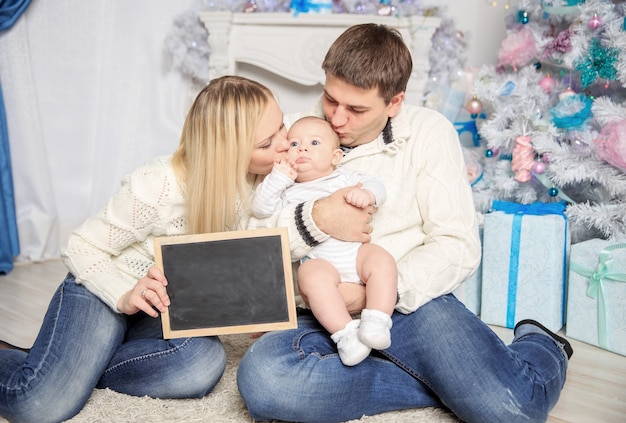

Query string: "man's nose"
[[330, 107, 347, 127]]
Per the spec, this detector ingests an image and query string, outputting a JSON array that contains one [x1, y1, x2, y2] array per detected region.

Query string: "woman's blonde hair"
[[172, 75, 273, 234]]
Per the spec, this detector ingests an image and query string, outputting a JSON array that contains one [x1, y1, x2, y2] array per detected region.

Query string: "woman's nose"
[[277, 137, 290, 152]]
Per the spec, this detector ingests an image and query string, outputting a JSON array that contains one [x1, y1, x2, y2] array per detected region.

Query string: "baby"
[[252, 116, 397, 366]]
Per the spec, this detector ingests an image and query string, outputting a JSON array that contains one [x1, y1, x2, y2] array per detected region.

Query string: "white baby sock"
[[331, 319, 371, 366], [359, 308, 393, 350]]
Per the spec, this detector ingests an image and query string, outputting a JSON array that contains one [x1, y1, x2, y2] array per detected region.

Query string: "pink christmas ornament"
[[466, 96, 483, 115], [539, 75, 556, 93], [511, 135, 535, 182], [532, 161, 546, 174], [594, 119, 626, 172], [589, 14, 602, 30]]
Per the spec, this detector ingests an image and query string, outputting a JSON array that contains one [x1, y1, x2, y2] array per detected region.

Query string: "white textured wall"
[[434, 0, 509, 68]]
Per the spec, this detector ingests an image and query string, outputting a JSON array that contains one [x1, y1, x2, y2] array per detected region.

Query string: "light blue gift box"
[[454, 227, 483, 315], [480, 201, 570, 332], [566, 239, 626, 356]]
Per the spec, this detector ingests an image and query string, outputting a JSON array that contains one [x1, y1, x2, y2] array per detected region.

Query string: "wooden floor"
[[1, 259, 625, 422]]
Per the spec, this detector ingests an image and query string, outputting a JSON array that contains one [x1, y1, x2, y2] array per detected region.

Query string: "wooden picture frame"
[[154, 227, 297, 339]]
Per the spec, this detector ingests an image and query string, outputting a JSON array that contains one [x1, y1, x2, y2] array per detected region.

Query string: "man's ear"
[[331, 148, 343, 166], [387, 92, 405, 118]]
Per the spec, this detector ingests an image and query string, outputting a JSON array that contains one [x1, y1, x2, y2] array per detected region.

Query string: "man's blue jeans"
[[237, 294, 568, 423], [0, 275, 226, 423]]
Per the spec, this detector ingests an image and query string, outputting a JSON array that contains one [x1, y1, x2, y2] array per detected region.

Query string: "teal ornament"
[[548, 187, 559, 197], [517, 10, 529, 24], [485, 149, 494, 158], [574, 38, 619, 89]]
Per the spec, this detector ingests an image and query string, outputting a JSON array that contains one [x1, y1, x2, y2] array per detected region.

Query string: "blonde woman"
[[0, 76, 289, 423]]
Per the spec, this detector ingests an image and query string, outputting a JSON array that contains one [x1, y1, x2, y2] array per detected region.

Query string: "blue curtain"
[[0, 0, 32, 274]]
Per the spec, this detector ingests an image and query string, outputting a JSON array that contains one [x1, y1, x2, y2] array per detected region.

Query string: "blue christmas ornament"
[[499, 81, 516, 96], [548, 187, 559, 197], [517, 10, 529, 24]]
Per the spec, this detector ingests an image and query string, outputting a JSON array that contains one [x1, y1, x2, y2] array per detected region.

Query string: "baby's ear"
[[331, 149, 343, 166]]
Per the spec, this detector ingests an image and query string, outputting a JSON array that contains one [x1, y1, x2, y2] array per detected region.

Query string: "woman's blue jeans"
[[0, 274, 226, 423], [237, 294, 568, 423]]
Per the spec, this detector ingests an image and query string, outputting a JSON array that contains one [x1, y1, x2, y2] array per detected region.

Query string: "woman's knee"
[[1, 382, 91, 423]]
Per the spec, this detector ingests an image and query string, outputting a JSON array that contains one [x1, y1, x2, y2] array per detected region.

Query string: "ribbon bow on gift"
[[570, 243, 626, 350]]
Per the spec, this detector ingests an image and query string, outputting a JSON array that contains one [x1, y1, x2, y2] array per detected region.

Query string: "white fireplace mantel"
[[199, 12, 441, 107]]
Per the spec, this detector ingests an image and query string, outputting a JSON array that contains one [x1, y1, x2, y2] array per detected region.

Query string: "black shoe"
[[514, 319, 573, 359]]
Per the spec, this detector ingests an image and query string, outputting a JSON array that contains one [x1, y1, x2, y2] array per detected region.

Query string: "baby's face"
[[287, 119, 341, 182]]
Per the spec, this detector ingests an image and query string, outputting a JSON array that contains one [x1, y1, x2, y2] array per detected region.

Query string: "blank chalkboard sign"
[[154, 227, 297, 339]]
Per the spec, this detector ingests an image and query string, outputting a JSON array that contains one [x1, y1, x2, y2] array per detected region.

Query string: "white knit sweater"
[[61, 156, 187, 311], [249, 100, 482, 313]]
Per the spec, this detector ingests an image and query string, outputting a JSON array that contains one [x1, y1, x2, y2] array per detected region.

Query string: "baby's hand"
[[344, 188, 375, 209], [274, 159, 297, 181]]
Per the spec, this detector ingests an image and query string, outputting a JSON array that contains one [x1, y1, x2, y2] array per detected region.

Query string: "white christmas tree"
[[469, 0, 626, 242]]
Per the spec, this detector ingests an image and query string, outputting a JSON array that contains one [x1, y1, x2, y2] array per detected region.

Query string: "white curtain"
[[0, 0, 198, 262]]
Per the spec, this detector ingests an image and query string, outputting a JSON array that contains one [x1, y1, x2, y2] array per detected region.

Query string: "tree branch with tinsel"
[[566, 201, 626, 241]]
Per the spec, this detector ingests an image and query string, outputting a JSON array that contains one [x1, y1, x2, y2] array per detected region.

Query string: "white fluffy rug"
[[59, 334, 460, 423]]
